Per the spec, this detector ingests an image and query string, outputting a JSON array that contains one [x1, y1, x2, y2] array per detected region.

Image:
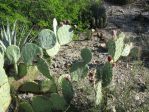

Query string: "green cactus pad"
[[95, 81, 102, 105], [70, 62, 89, 81], [0, 53, 4, 67], [102, 62, 113, 87], [49, 93, 67, 111], [57, 25, 73, 45], [38, 29, 56, 49], [18, 63, 27, 78], [31, 96, 52, 112], [6, 45, 20, 64], [22, 43, 43, 65], [18, 81, 40, 93], [18, 101, 34, 112], [62, 78, 74, 103], [121, 43, 132, 57], [81, 48, 92, 64], [0, 68, 11, 112], [58, 74, 70, 85], [46, 40, 60, 57], [39, 79, 57, 93], [107, 32, 125, 62], [36, 57, 52, 79]]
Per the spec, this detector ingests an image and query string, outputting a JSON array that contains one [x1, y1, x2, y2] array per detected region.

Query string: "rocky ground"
[[49, 0, 149, 111]]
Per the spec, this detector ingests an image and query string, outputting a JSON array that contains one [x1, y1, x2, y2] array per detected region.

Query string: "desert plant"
[[0, 53, 11, 112], [38, 18, 73, 57], [80, 0, 107, 28]]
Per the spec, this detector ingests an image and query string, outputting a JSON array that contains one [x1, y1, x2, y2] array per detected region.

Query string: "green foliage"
[[0, 0, 102, 30]]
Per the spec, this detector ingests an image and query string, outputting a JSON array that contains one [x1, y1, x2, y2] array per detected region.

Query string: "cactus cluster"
[[0, 18, 74, 112], [107, 32, 133, 62], [38, 18, 73, 57], [80, 1, 107, 28]]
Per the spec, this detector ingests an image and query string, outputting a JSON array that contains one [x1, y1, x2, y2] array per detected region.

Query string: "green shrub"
[[0, 0, 102, 30]]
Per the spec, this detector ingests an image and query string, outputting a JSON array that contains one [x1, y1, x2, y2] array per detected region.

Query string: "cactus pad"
[[95, 81, 102, 105], [31, 96, 52, 112], [18, 101, 34, 112], [49, 93, 67, 111], [38, 29, 56, 49], [107, 32, 125, 62], [46, 40, 60, 57], [101, 62, 113, 87], [70, 62, 89, 81], [0, 68, 11, 112], [57, 25, 73, 45], [36, 57, 52, 79], [6, 45, 20, 64], [22, 43, 43, 65], [62, 78, 74, 103], [81, 48, 92, 64]]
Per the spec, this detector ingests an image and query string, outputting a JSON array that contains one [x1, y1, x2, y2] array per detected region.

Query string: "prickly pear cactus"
[[0, 52, 4, 67], [49, 93, 67, 111], [81, 48, 92, 64], [18, 79, 57, 93], [38, 29, 56, 49], [107, 32, 125, 62], [121, 43, 133, 57], [6, 45, 20, 64], [0, 68, 11, 112], [46, 40, 60, 57], [61, 78, 74, 103], [96, 62, 113, 87], [101, 62, 113, 87], [36, 57, 52, 79], [70, 62, 89, 81], [70, 48, 92, 81], [31, 96, 52, 112], [57, 25, 73, 45], [18, 101, 34, 112], [18, 63, 27, 78], [18, 81, 40, 93], [95, 81, 102, 105], [22, 43, 43, 65]]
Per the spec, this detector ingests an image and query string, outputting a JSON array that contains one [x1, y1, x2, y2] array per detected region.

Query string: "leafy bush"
[[0, 0, 102, 30]]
